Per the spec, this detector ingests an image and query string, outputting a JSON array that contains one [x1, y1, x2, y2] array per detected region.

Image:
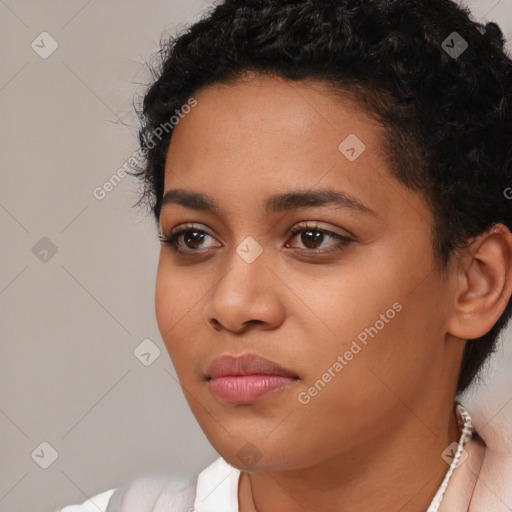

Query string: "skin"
[[154, 73, 512, 511]]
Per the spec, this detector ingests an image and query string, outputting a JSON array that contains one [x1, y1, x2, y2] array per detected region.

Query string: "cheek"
[[154, 261, 172, 337], [154, 257, 208, 374], [307, 266, 401, 349], [154, 258, 187, 360], [303, 246, 440, 384]]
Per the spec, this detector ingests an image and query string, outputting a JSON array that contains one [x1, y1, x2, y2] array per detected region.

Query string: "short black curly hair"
[[130, 0, 512, 394]]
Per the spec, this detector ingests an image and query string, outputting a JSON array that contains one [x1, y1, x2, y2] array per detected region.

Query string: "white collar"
[[193, 456, 240, 511]]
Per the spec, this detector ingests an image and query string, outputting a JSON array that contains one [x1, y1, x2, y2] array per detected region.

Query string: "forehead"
[[162, 74, 429, 225], [167, 73, 384, 169]]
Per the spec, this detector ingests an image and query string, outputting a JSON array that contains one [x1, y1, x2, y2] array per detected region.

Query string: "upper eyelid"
[[287, 221, 352, 237]]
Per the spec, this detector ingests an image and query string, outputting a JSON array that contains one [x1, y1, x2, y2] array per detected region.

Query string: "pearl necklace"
[[426, 402, 473, 511]]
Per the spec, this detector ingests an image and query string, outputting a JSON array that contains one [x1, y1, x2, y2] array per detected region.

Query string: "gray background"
[[1, 1, 511, 511]]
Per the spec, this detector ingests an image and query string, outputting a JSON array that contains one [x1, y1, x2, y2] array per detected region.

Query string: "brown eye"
[[159, 224, 221, 254], [286, 223, 353, 254], [182, 230, 208, 249], [299, 229, 325, 249]]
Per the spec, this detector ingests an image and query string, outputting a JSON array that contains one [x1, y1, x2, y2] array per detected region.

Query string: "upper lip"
[[206, 353, 298, 379]]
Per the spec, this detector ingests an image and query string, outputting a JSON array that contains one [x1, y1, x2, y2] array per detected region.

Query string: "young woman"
[[58, 0, 512, 510]]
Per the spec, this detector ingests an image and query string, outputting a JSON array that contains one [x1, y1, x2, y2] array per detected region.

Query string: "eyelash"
[[159, 222, 353, 256]]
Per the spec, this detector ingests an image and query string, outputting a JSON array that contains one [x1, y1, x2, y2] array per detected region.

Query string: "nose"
[[202, 247, 286, 334]]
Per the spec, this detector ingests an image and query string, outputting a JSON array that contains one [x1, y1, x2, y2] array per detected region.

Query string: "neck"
[[239, 402, 461, 512]]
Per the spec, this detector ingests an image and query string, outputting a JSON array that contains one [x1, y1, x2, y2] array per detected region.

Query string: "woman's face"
[[155, 74, 461, 471]]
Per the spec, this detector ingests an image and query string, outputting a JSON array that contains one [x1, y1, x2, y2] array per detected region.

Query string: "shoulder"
[[55, 489, 117, 512], [107, 470, 197, 512], [55, 470, 197, 512], [55, 457, 237, 512]]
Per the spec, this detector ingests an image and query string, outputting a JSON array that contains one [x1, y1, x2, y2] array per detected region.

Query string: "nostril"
[[203, 309, 221, 331], [209, 318, 222, 331]]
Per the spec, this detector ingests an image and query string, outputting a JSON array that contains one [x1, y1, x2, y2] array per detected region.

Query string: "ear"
[[448, 223, 512, 340]]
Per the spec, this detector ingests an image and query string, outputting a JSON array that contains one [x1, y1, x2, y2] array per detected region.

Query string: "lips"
[[206, 353, 298, 379], [206, 354, 299, 404]]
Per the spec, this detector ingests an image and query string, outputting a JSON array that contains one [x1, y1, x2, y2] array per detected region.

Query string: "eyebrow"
[[160, 188, 378, 217]]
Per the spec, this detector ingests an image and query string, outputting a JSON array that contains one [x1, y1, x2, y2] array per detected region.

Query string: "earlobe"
[[447, 224, 512, 340]]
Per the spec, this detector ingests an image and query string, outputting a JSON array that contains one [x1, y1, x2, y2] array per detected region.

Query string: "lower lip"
[[209, 375, 297, 404]]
